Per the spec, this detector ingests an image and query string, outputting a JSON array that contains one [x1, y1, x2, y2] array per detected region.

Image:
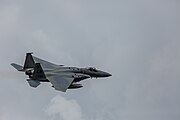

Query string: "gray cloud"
[[0, 0, 180, 120]]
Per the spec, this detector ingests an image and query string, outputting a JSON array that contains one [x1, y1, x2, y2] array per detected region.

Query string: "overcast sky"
[[0, 0, 180, 120]]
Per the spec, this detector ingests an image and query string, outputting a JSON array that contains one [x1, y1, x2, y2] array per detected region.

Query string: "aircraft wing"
[[33, 63, 74, 92], [33, 56, 60, 69], [47, 74, 74, 92]]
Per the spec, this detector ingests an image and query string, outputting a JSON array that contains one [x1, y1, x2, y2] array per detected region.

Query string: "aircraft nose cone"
[[103, 72, 112, 77], [106, 73, 112, 77]]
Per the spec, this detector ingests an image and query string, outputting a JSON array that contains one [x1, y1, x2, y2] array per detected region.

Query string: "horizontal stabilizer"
[[11, 63, 24, 71], [27, 79, 40, 88]]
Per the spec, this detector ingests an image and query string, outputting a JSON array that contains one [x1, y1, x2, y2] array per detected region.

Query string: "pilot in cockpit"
[[88, 67, 98, 72]]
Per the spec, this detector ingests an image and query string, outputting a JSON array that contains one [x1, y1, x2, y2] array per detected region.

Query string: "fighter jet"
[[11, 53, 111, 92]]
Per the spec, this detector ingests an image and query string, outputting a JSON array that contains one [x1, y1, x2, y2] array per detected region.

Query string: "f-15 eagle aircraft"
[[11, 53, 112, 92]]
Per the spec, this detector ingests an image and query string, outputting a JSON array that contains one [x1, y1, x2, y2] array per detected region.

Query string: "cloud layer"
[[0, 0, 180, 120]]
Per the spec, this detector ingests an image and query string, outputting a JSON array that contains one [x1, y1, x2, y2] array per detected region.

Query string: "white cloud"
[[46, 95, 83, 120]]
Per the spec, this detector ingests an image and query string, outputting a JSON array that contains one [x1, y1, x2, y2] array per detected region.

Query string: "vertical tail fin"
[[23, 52, 35, 70]]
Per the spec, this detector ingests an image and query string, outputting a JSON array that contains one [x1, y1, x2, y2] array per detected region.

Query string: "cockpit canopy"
[[87, 67, 98, 72]]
